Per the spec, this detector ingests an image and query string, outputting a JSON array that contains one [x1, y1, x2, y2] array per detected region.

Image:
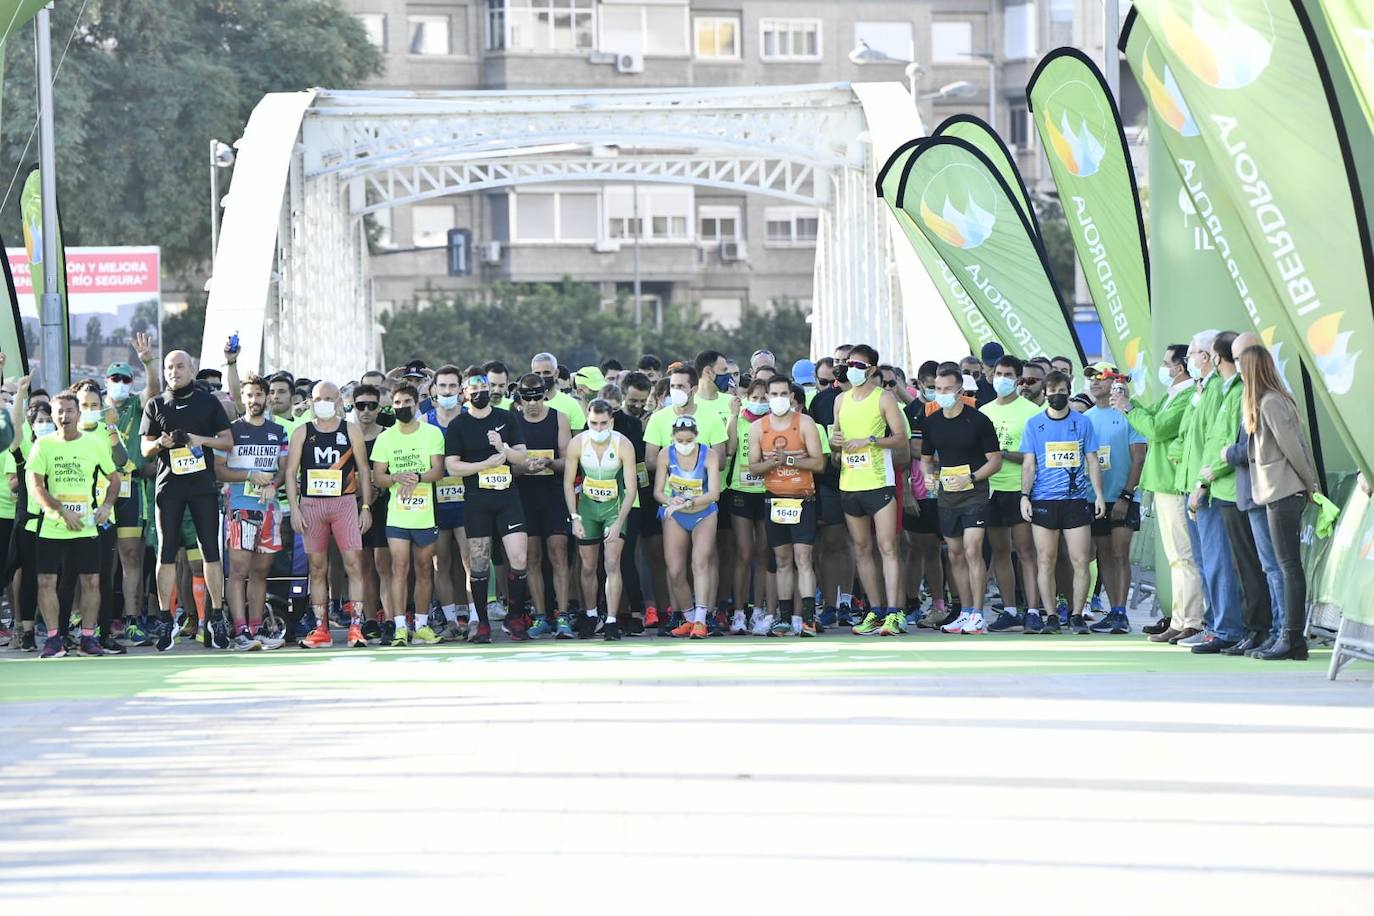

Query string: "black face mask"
[[394, 406, 415, 424], [542, 376, 557, 392], [1047, 393, 1070, 411], [470, 391, 492, 410]]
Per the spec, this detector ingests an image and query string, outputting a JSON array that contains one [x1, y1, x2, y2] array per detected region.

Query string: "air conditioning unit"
[[615, 52, 644, 74], [719, 240, 747, 262], [479, 241, 502, 265]]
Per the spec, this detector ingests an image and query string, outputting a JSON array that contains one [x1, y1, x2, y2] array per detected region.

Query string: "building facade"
[[342, 0, 1128, 327]]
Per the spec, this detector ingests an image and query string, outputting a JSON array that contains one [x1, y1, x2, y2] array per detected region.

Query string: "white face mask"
[[673, 440, 696, 456], [845, 367, 869, 387], [768, 395, 791, 417], [33, 422, 55, 437], [107, 381, 131, 402], [313, 400, 337, 420], [590, 426, 612, 444], [668, 388, 689, 409], [80, 409, 103, 429], [437, 394, 460, 410], [1158, 365, 1174, 388]]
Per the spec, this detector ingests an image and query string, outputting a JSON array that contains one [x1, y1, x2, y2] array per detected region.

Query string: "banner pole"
[[35, 6, 64, 392]]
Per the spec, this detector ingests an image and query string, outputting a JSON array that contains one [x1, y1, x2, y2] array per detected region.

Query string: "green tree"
[[162, 299, 206, 358], [84, 315, 103, 365], [1033, 197, 1079, 299], [129, 299, 159, 338], [0, 0, 381, 278]]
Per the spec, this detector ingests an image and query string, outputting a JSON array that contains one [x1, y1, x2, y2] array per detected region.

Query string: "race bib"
[[527, 448, 555, 476], [53, 493, 92, 529], [478, 466, 512, 490], [306, 468, 343, 497], [769, 497, 803, 525], [1045, 441, 1082, 469], [169, 447, 206, 476], [118, 477, 133, 500], [740, 469, 765, 488], [1097, 445, 1112, 470], [636, 461, 649, 489], [843, 450, 873, 471], [668, 474, 704, 498], [583, 479, 619, 503], [939, 464, 974, 493], [395, 484, 432, 514], [436, 476, 465, 503]]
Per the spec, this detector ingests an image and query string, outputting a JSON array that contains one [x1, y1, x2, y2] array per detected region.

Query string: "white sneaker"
[[1177, 631, 1208, 647], [750, 613, 773, 636], [941, 612, 972, 634], [256, 631, 285, 650], [487, 600, 507, 621], [729, 611, 747, 635], [960, 612, 987, 635]]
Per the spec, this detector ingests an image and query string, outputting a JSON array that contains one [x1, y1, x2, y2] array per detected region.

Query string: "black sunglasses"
[[881, 379, 898, 388], [107, 374, 133, 384], [354, 401, 379, 411]]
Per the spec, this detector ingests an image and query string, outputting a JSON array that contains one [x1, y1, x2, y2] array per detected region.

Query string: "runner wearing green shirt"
[[28, 392, 121, 658], [726, 378, 773, 634]]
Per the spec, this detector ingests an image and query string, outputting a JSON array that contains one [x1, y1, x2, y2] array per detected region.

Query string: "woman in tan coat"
[[1239, 346, 1319, 660]]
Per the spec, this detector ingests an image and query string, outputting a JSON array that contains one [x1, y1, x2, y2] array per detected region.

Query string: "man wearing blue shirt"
[[1083, 362, 1148, 635], [1019, 371, 1106, 634]]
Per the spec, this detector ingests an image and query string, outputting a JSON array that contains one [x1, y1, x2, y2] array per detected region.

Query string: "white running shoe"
[[729, 611, 747, 635], [487, 600, 507, 621], [941, 612, 973, 634], [256, 631, 286, 650], [750, 613, 773, 636], [960, 612, 987, 635]]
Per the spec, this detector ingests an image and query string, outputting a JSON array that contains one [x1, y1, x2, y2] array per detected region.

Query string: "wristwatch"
[[867, 435, 877, 445]]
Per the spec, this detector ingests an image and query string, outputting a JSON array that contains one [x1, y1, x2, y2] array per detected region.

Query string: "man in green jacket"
[[1115, 343, 1202, 643]]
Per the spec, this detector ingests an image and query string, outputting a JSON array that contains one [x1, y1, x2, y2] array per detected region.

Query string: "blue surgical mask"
[[934, 392, 958, 410], [437, 394, 459, 410], [922, 387, 937, 401], [993, 377, 1016, 397], [714, 373, 733, 393]]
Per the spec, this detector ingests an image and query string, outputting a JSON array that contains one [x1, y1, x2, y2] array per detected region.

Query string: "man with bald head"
[[141, 350, 234, 650], [284, 381, 375, 648]]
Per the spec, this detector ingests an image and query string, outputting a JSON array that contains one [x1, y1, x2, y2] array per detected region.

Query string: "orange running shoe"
[[670, 619, 695, 638], [644, 605, 659, 628], [690, 621, 708, 639], [300, 623, 333, 649], [346, 623, 367, 648]]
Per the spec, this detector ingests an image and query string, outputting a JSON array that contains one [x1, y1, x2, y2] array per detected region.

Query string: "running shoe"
[[750, 613, 773, 636], [527, 617, 554, 639], [689, 621, 708, 639], [293, 613, 317, 641], [904, 605, 923, 629], [769, 619, 793, 637], [706, 612, 726, 637], [156, 620, 177, 652], [643, 605, 659, 628], [836, 603, 856, 627], [818, 606, 837, 628], [555, 614, 574, 639], [1069, 614, 1091, 635], [256, 630, 286, 650], [362, 619, 382, 641], [390, 624, 409, 647], [210, 613, 231, 650], [231, 632, 259, 652], [879, 612, 906, 636], [1022, 611, 1044, 635], [800, 621, 818, 638], [19, 629, 36, 652], [329, 600, 348, 628], [487, 599, 507, 621], [441, 620, 466, 642], [300, 623, 333, 649], [100, 634, 128, 655], [852, 612, 883, 636], [671, 619, 696, 638], [987, 609, 1023, 633], [603, 620, 621, 641], [729, 611, 747, 635], [125, 621, 153, 647], [178, 611, 197, 639], [940, 612, 972, 634], [1041, 612, 1062, 634], [625, 617, 644, 637], [1176, 630, 1208, 647], [412, 625, 444, 645], [1055, 599, 1070, 626], [916, 607, 945, 629], [959, 612, 988, 635], [77, 635, 106, 656], [347, 623, 368, 648], [39, 634, 66, 658], [470, 622, 492, 644], [1089, 610, 1130, 634]]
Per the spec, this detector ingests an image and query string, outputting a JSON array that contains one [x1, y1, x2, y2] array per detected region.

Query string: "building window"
[[605, 186, 694, 242], [408, 13, 451, 55], [699, 297, 744, 328], [764, 207, 819, 246], [487, 0, 595, 53], [509, 190, 599, 242], [600, 2, 688, 57], [412, 204, 455, 247], [359, 13, 387, 50], [698, 205, 741, 243], [1003, 3, 1037, 60], [931, 20, 972, 62], [760, 18, 821, 61], [1007, 102, 1031, 149], [1049, 0, 1073, 47], [694, 16, 739, 59], [853, 21, 914, 63]]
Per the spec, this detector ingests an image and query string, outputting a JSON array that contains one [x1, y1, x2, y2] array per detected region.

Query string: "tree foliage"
[[381, 280, 813, 377], [0, 0, 381, 280]]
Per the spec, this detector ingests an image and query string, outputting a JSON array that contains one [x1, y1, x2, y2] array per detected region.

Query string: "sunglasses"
[[881, 379, 898, 388], [519, 391, 545, 402], [353, 401, 379, 411], [108, 375, 133, 384], [845, 360, 870, 371]]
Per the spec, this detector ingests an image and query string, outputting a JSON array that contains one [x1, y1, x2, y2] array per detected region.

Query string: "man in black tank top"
[[284, 382, 374, 649], [512, 373, 573, 637]]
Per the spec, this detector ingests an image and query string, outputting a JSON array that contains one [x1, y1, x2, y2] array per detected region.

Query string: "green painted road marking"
[[0, 638, 1336, 702]]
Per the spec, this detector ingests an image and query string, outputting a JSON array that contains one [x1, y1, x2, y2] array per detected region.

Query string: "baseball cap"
[[105, 361, 134, 378], [573, 366, 607, 391], [1084, 361, 1121, 378], [791, 358, 816, 385], [980, 341, 1005, 365]]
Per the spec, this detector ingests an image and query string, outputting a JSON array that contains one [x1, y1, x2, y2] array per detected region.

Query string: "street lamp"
[[848, 39, 926, 100], [209, 139, 236, 269], [920, 80, 977, 102]]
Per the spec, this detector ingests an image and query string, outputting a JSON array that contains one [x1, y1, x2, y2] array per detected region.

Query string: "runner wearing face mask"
[[73, 383, 131, 653], [726, 378, 775, 635], [654, 416, 722, 638], [513, 373, 574, 638], [424, 365, 474, 638], [807, 345, 856, 627]]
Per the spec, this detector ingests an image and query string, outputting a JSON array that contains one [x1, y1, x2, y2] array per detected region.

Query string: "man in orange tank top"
[[748, 377, 826, 636]]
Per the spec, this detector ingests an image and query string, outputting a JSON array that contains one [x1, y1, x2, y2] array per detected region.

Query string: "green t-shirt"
[[643, 405, 729, 450], [27, 431, 117, 540], [694, 392, 734, 429], [547, 390, 587, 431], [729, 414, 767, 493], [370, 422, 445, 530], [0, 449, 16, 520], [112, 395, 145, 473], [979, 396, 1043, 493]]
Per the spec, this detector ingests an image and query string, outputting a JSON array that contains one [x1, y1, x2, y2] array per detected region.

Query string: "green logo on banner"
[[1141, 37, 1201, 136], [1041, 81, 1110, 178], [1162, 0, 1275, 89], [918, 164, 997, 251]]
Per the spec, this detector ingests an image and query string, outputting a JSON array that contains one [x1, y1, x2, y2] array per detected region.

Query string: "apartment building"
[[342, 1, 1129, 326]]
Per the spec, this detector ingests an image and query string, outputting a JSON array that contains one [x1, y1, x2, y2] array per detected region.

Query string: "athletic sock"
[[801, 596, 816, 623], [312, 606, 326, 628], [508, 569, 529, 617], [1006, 606, 1019, 618], [467, 603, 478, 622], [192, 576, 208, 624], [235, 623, 247, 636], [80, 627, 94, 638], [249, 616, 261, 634], [470, 576, 490, 624], [606, 611, 617, 623], [442, 603, 459, 621], [693, 605, 707, 624], [791, 615, 802, 630], [1111, 605, 1126, 616], [585, 607, 598, 618], [932, 598, 946, 612], [416, 612, 428, 629], [778, 598, 794, 619]]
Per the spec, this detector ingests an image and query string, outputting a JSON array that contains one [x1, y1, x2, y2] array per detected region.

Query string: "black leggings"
[[1265, 493, 1307, 634], [619, 511, 645, 614], [154, 488, 221, 564]]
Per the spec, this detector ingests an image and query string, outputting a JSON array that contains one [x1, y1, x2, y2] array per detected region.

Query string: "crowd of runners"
[[2, 326, 1320, 661]]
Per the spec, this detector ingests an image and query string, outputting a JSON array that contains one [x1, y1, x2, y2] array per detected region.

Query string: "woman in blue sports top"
[[653, 415, 721, 638]]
